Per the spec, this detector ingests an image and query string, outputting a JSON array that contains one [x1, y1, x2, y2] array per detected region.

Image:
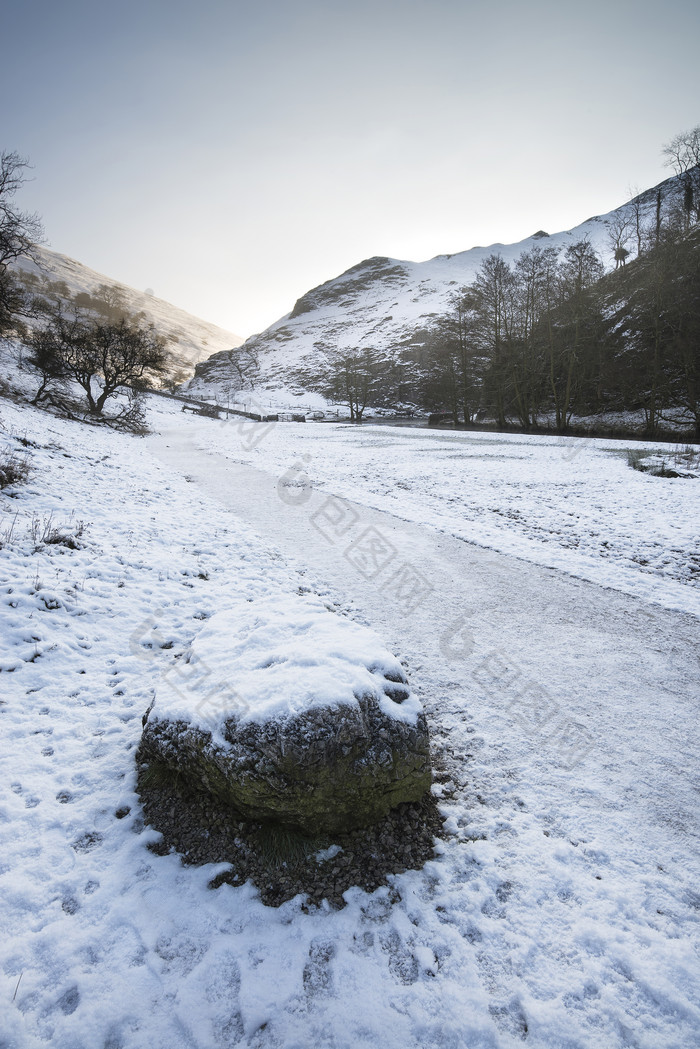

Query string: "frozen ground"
[[1, 393, 699, 1049]]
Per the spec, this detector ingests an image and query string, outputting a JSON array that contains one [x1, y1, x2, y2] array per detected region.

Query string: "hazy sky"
[[4, 0, 700, 337]]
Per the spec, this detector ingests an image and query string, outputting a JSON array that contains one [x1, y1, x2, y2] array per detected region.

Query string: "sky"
[[3, 0, 700, 339]]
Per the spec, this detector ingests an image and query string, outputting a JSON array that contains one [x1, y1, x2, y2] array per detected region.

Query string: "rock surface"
[[136, 597, 432, 835]]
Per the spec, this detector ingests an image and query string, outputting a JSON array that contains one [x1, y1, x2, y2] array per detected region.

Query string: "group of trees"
[[421, 238, 607, 431], [0, 152, 169, 421], [329, 223, 698, 437], [421, 191, 699, 436], [331, 349, 383, 421], [662, 126, 700, 229], [419, 238, 608, 432], [607, 224, 700, 437]]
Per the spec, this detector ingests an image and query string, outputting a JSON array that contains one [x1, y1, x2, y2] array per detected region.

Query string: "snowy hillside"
[[187, 172, 685, 407], [11, 246, 243, 380]]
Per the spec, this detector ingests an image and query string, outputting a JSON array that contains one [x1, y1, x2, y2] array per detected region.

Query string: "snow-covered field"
[[1, 391, 699, 1049]]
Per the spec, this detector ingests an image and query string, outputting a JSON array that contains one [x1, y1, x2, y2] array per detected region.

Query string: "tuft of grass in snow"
[[627, 444, 699, 478], [138, 759, 194, 798], [0, 446, 31, 489], [673, 444, 700, 468], [32, 512, 88, 549], [1, 510, 89, 550], [626, 447, 651, 471], [0, 409, 38, 491]]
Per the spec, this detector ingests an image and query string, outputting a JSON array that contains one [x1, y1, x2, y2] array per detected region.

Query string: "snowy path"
[[146, 422, 700, 1046]]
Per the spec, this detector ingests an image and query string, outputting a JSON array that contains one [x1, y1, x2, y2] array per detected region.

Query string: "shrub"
[[626, 445, 699, 477], [0, 510, 88, 550]]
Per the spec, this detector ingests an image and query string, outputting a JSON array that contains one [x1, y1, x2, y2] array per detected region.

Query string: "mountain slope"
[[12, 246, 242, 380], [187, 172, 686, 405]]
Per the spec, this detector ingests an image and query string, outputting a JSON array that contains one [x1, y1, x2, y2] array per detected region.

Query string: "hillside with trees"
[[322, 130, 700, 437], [410, 204, 700, 437], [3, 132, 699, 438], [0, 149, 241, 391]]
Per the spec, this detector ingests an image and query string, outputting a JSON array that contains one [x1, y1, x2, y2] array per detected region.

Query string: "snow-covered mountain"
[[11, 246, 243, 380], [186, 172, 685, 407]]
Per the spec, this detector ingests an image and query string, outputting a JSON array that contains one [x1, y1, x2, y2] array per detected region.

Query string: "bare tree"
[[662, 125, 700, 174], [551, 239, 604, 429], [0, 152, 43, 266], [626, 185, 652, 259], [0, 152, 44, 335], [472, 254, 517, 428], [334, 349, 380, 421], [607, 212, 633, 268], [26, 322, 70, 404], [662, 125, 700, 229], [226, 344, 259, 388], [426, 291, 481, 425], [512, 245, 559, 428], [28, 309, 170, 415]]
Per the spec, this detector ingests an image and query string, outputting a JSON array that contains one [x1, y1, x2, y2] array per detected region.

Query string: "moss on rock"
[[137, 677, 432, 836]]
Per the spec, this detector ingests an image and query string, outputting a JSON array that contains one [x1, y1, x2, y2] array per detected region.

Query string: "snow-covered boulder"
[[137, 596, 432, 835]]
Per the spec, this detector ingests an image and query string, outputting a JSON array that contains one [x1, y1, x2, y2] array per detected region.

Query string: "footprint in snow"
[[379, 928, 419, 985], [350, 929, 375, 955], [489, 999, 528, 1040], [57, 985, 80, 1016], [71, 831, 103, 853], [303, 940, 336, 997], [213, 1013, 245, 1046]]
